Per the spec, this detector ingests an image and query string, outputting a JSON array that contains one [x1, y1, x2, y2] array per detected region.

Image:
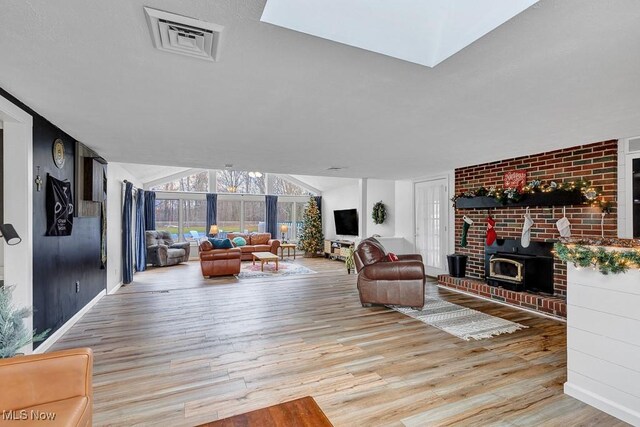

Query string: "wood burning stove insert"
[[485, 239, 554, 294]]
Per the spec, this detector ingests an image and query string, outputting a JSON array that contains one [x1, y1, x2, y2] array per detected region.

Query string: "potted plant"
[[297, 197, 324, 257], [345, 246, 356, 274], [0, 286, 49, 358]]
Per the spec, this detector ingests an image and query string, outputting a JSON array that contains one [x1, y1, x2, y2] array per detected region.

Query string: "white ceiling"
[[1, 1, 640, 180], [261, 0, 539, 67]]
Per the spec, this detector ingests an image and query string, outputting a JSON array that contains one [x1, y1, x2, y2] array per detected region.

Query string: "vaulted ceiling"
[[1, 0, 639, 179]]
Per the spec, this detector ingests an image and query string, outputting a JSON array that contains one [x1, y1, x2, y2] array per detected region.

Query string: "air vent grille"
[[628, 137, 640, 153], [144, 7, 223, 62]]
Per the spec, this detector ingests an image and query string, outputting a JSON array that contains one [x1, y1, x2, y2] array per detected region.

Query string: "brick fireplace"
[[437, 139, 618, 318]]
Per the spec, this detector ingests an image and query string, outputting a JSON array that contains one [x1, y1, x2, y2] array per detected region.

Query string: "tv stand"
[[324, 239, 355, 261]]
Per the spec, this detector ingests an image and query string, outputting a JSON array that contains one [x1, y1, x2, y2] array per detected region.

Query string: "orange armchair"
[[0, 348, 93, 426]]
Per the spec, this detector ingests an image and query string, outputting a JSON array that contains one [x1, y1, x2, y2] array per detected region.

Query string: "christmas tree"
[[297, 196, 324, 256]]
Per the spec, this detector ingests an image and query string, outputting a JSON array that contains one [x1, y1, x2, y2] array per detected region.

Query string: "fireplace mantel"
[[564, 263, 640, 425], [454, 189, 584, 209]]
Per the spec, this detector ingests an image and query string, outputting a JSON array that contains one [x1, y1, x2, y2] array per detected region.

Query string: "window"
[[216, 170, 265, 194], [295, 201, 308, 239], [272, 175, 314, 196], [277, 201, 294, 240], [244, 201, 265, 233], [183, 200, 207, 241], [218, 200, 241, 233], [155, 199, 180, 240], [150, 171, 209, 192]]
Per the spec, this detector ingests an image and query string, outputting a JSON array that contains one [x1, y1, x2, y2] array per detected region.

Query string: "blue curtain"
[[314, 196, 322, 226], [266, 195, 278, 238], [135, 189, 146, 272], [206, 193, 217, 236], [122, 182, 134, 284], [144, 191, 156, 230]]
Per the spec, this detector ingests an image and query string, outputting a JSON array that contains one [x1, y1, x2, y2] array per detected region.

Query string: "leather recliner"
[[145, 230, 191, 267], [0, 347, 93, 427], [354, 238, 426, 309], [199, 239, 242, 277]]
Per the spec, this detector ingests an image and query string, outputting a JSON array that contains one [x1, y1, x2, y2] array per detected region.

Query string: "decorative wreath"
[[372, 201, 387, 225]]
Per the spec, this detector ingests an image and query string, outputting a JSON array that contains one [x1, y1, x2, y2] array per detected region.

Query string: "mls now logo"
[[2, 410, 56, 421]]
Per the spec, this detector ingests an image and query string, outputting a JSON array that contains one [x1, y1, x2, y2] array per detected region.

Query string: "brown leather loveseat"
[[226, 233, 280, 261], [198, 239, 242, 277], [0, 347, 93, 427], [354, 238, 426, 309]]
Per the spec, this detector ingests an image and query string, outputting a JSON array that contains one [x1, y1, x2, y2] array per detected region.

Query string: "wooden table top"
[[252, 251, 279, 260], [197, 396, 333, 427], [280, 243, 297, 248]]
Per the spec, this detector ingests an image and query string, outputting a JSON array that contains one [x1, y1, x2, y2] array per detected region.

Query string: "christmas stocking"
[[521, 208, 534, 248], [486, 215, 497, 246], [460, 216, 473, 248]]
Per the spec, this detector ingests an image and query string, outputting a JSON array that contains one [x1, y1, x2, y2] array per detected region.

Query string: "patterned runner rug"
[[236, 261, 316, 279], [392, 297, 528, 341]]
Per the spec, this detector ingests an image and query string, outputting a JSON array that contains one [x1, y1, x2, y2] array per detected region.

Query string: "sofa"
[[198, 239, 242, 277], [354, 237, 426, 309], [145, 230, 191, 267], [0, 347, 93, 427], [226, 233, 280, 261]]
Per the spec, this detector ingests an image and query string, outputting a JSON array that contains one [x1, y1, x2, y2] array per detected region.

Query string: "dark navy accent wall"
[[0, 87, 106, 345]]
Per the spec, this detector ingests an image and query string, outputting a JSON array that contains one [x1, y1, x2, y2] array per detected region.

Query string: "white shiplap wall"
[[565, 263, 640, 426]]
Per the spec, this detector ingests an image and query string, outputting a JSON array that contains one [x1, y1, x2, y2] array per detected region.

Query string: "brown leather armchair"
[[0, 347, 93, 427], [354, 238, 425, 309], [199, 239, 242, 277]]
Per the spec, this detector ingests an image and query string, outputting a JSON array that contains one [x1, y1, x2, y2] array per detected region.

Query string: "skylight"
[[261, 0, 539, 67]]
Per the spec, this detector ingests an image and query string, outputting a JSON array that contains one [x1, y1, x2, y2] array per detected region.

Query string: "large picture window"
[[155, 199, 180, 240], [183, 200, 207, 241], [218, 200, 241, 233], [244, 201, 265, 233]]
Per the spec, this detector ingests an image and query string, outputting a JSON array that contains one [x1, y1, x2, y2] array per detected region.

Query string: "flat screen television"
[[334, 209, 359, 236]]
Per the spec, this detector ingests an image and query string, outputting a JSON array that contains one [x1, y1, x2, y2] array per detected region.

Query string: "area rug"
[[236, 261, 316, 279], [391, 297, 528, 341]]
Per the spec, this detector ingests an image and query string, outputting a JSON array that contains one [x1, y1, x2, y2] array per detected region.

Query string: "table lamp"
[[0, 223, 21, 246], [280, 224, 288, 242], [209, 224, 219, 237]]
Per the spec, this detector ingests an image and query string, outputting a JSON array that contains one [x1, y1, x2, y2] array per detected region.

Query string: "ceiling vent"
[[628, 137, 640, 154], [144, 7, 223, 62]]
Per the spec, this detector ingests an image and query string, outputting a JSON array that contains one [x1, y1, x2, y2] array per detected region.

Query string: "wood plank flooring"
[[51, 258, 627, 427]]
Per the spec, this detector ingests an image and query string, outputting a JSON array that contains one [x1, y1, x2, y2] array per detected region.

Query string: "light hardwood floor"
[[51, 258, 627, 427]]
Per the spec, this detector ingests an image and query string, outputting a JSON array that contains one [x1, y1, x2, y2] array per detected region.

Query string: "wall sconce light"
[[280, 224, 288, 242], [0, 223, 22, 246], [209, 224, 219, 237], [34, 166, 43, 192]]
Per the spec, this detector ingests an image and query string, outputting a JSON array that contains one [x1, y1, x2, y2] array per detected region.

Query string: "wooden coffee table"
[[279, 243, 297, 260], [252, 251, 279, 271], [197, 396, 333, 426]]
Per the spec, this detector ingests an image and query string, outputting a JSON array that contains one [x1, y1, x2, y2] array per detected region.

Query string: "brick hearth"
[[438, 275, 567, 319]]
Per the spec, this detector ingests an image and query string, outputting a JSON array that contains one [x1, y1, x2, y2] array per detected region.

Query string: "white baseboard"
[[565, 382, 640, 426], [436, 284, 566, 323], [33, 289, 106, 354], [108, 281, 123, 295]]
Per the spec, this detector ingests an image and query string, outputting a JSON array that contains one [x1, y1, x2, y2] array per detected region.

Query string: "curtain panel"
[[122, 182, 134, 284], [266, 195, 278, 238], [135, 189, 146, 272], [144, 191, 156, 230], [206, 193, 218, 236]]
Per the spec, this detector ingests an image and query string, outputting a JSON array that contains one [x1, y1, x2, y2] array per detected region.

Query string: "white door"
[[415, 178, 449, 277]]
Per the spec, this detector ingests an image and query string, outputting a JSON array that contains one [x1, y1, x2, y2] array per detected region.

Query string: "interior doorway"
[[414, 177, 450, 277]]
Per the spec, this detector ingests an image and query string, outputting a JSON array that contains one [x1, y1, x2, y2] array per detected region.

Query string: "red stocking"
[[486, 216, 497, 246]]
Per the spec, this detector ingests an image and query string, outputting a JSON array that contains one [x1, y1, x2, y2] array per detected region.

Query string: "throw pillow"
[[208, 238, 234, 249], [387, 253, 399, 262], [232, 236, 247, 247]]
